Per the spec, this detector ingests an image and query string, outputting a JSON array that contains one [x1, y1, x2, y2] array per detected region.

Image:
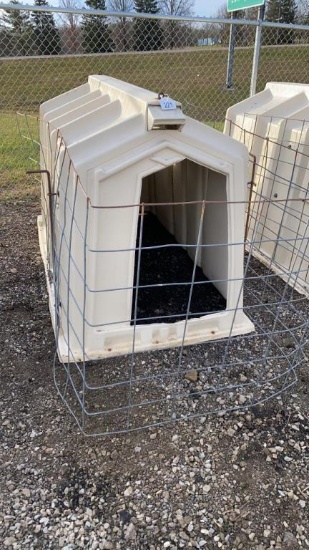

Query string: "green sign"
[[227, 0, 265, 11]]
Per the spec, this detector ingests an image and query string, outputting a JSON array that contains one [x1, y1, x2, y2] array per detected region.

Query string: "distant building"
[[197, 37, 218, 46]]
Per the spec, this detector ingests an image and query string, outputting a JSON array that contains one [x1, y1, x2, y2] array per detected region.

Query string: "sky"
[[49, 1, 227, 18], [194, 0, 225, 17], [49, 0, 226, 18]]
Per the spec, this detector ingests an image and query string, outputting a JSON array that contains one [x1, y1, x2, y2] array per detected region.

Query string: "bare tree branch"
[[159, 0, 195, 16], [58, 0, 82, 30], [108, 0, 135, 11]]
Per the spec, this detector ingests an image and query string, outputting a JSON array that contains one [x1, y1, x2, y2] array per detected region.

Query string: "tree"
[[0, 28, 13, 57], [266, 0, 297, 22], [265, 0, 297, 43], [1, 0, 36, 55], [296, 0, 309, 23], [133, 0, 163, 50], [109, 0, 134, 10], [295, 0, 308, 41], [209, 4, 259, 46], [81, 0, 113, 53], [58, 0, 82, 53], [209, 5, 232, 46], [108, 0, 134, 51], [159, 0, 195, 48], [2, 0, 31, 33], [31, 0, 61, 55], [159, 0, 194, 16]]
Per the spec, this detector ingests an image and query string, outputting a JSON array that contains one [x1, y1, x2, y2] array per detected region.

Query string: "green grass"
[[1, 46, 307, 115], [257, 46, 309, 90], [1, 48, 247, 117], [0, 113, 40, 199], [0, 45, 308, 198]]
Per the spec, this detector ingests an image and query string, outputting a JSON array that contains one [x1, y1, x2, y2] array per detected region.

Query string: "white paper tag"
[[160, 97, 177, 111]]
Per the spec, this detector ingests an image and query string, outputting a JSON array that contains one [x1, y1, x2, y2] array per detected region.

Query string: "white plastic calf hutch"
[[39, 75, 254, 363], [224, 82, 309, 296]]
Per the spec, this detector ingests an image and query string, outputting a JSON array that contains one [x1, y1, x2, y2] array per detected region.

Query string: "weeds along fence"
[[0, 4, 308, 198]]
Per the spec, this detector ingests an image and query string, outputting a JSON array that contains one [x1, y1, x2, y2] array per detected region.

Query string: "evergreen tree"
[[134, 0, 160, 13], [2, 0, 35, 55], [133, 0, 162, 50], [31, 0, 61, 55], [2, 0, 31, 33], [265, 0, 297, 43], [82, 0, 113, 53]]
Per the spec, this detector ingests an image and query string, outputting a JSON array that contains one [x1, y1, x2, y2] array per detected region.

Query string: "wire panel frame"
[[225, 108, 309, 297], [32, 111, 309, 435]]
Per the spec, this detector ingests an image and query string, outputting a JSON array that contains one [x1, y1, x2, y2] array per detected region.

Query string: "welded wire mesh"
[[28, 110, 309, 436], [225, 115, 309, 297], [0, 5, 308, 199], [1, 5, 308, 434]]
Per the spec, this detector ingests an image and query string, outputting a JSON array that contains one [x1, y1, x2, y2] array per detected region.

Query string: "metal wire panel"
[[52, 241, 306, 436], [1, 6, 308, 434], [27, 113, 309, 436], [226, 114, 309, 297]]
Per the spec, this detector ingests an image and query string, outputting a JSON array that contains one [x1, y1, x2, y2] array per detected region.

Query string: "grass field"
[[1, 46, 308, 114], [0, 113, 40, 199], [0, 48, 253, 117], [0, 45, 308, 198]]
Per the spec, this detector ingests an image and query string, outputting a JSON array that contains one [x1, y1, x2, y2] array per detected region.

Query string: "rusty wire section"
[[19, 115, 307, 436]]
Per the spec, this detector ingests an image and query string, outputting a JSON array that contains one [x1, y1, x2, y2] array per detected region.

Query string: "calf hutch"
[[39, 75, 254, 363], [224, 82, 309, 297]]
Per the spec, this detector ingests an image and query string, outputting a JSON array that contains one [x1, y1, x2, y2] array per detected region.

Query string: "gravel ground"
[[0, 199, 308, 550]]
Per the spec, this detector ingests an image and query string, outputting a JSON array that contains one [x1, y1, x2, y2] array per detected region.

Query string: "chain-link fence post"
[[226, 15, 236, 89], [250, 4, 265, 97]]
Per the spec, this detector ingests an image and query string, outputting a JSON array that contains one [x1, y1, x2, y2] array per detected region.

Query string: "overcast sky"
[[193, 0, 225, 17], [50, 0, 227, 18]]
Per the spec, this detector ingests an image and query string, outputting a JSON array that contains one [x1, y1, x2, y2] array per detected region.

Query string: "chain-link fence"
[[0, 4, 308, 198]]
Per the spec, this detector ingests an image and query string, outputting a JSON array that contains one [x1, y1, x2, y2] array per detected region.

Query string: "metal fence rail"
[[0, 5, 308, 198]]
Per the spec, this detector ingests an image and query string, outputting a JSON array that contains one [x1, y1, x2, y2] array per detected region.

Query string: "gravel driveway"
[[0, 199, 308, 550]]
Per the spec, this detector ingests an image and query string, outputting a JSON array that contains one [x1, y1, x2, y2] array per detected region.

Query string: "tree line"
[[0, 0, 196, 55], [207, 0, 308, 47], [0, 0, 308, 57]]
